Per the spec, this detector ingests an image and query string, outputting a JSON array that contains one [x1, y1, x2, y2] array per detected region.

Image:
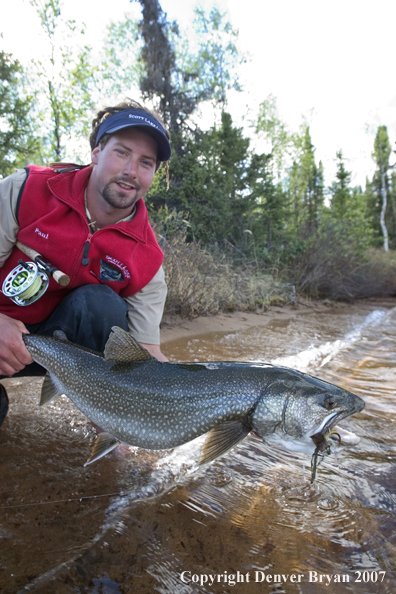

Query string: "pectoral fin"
[[104, 326, 155, 363], [199, 420, 251, 465], [39, 374, 64, 406], [84, 433, 120, 466]]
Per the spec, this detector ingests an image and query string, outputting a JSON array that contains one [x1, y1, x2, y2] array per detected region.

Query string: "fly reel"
[[2, 260, 49, 306]]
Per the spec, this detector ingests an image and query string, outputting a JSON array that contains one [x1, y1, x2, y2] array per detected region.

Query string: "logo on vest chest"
[[35, 227, 49, 240], [100, 256, 131, 282]]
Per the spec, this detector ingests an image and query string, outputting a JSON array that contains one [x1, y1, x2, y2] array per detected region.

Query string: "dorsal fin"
[[84, 433, 120, 466], [199, 420, 251, 465], [104, 326, 155, 363]]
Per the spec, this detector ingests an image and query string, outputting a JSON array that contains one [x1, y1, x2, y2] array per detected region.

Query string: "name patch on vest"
[[35, 227, 49, 239], [100, 256, 130, 282]]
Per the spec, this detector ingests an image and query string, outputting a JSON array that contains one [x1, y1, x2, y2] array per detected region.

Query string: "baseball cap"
[[95, 109, 171, 161]]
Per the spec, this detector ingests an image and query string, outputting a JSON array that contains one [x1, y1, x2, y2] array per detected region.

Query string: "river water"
[[1, 299, 395, 593]]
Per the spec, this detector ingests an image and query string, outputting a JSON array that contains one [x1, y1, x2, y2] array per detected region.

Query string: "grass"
[[159, 232, 297, 319], [156, 226, 396, 319]]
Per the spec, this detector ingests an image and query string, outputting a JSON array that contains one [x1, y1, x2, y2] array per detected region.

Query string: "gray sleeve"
[[0, 169, 26, 267], [125, 265, 167, 344]]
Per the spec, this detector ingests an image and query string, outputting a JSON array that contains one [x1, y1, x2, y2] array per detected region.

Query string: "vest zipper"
[[82, 234, 93, 266]]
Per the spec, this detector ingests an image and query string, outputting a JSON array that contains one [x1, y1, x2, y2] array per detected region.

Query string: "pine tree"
[[246, 152, 289, 258], [146, 111, 253, 248], [287, 124, 323, 236], [329, 150, 352, 219]]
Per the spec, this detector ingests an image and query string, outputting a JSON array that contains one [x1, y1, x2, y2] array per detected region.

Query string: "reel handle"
[[16, 241, 70, 287]]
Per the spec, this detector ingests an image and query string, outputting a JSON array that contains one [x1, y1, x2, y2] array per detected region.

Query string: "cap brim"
[[104, 123, 171, 161]]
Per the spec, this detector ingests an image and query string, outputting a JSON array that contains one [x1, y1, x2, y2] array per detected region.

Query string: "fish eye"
[[325, 397, 336, 410]]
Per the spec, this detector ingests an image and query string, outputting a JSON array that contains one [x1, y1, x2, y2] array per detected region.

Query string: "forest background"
[[1, 0, 396, 318]]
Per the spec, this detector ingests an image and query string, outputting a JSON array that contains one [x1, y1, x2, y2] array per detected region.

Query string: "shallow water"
[[1, 299, 396, 593]]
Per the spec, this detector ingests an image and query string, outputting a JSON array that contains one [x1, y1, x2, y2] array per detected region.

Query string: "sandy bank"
[[159, 299, 349, 344], [160, 296, 396, 345]]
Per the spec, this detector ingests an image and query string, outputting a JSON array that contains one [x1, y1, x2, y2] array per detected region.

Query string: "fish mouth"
[[328, 425, 360, 446], [309, 411, 350, 483], [311, 411, 340, 438], [310, 408, 360, 448]]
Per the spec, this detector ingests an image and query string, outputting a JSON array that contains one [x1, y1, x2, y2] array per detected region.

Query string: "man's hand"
[[140, 343, 169, 362], [0, 314, 33, 376]]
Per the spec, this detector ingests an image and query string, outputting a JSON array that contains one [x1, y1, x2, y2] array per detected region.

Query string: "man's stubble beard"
[[101, 179, 141, 210]]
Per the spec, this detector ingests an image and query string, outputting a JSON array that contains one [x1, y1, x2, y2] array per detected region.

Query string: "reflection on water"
[[1, 300, 396, 593]]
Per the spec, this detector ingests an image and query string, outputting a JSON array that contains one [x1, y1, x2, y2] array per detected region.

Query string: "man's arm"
[[124, 266, 168, 362], [0, 169, 26, 267], [0, 170, 33, 375]]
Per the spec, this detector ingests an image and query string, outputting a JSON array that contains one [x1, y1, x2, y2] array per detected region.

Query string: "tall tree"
[[255, 95, 294, 180], [287, 124, 323, 235], [372, 125, 392, 251], [329, 150, 352, 219], [127, 0, 242, 143], [324, 163, 372, 256], [246, 152, 289, 258], [132, 0, 177, 130], [187, 6, 243, 108], [0, 50, 40, 177], [29, 0, 96, 162], [100, 15, 142, 96]]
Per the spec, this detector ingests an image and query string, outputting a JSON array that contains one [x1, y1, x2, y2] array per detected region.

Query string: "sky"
[[2, 0, 396, 188]]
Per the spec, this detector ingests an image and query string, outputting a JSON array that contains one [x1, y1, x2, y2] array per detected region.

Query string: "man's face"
[[90, 127, 158, 213]]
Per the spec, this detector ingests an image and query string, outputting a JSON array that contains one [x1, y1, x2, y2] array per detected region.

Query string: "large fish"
[[22, 327, 365, 478]]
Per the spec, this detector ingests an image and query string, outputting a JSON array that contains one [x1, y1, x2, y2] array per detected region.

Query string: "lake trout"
[[22, 327, 365, 478]]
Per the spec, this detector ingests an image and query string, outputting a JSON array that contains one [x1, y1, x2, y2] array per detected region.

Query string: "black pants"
[[1, 285, 129, 378]]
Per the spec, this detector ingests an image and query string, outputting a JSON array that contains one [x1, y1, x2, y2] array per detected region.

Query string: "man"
[[0, 98, 171, 425]]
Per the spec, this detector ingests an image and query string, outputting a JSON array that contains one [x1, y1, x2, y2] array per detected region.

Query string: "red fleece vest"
[[0, 165, 164, 324]]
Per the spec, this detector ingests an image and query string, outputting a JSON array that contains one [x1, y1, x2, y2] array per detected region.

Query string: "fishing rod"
[[2, 241, 70, 306]]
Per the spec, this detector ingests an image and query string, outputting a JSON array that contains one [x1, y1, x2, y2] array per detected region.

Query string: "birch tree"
[[29, 0, 96, 162], [372, 126, 392, 252]]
